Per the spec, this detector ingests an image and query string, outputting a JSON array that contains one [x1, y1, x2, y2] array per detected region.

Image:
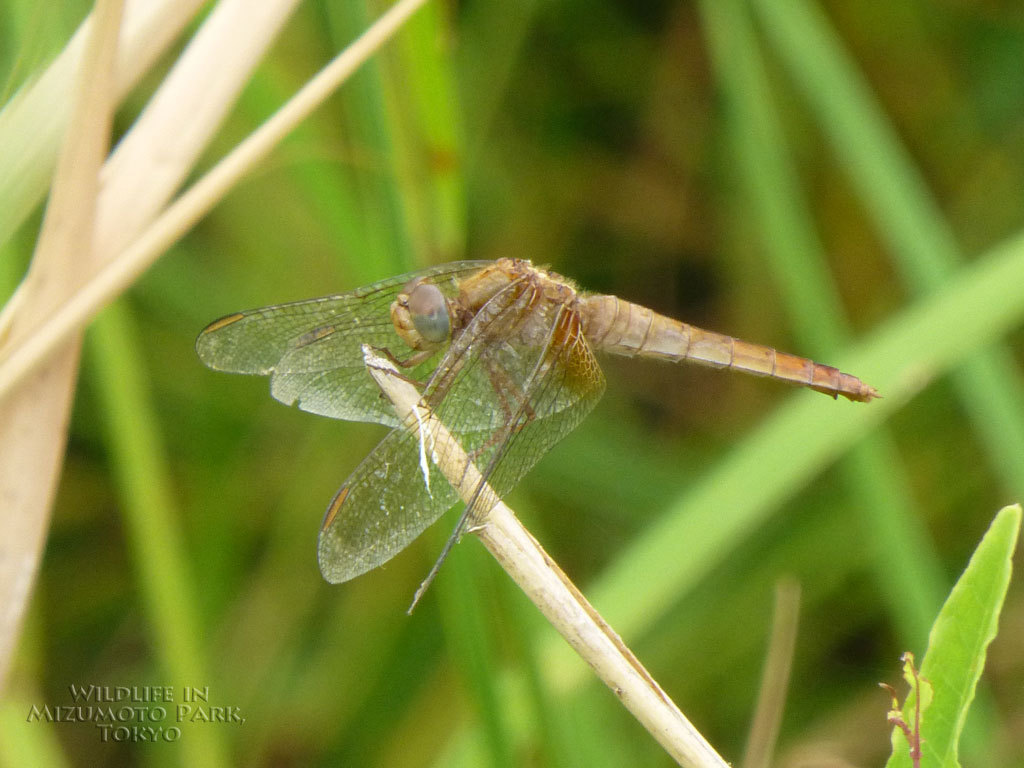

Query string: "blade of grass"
[[456, 0, 539, 174], [375, 6, 516, 763], [435, 539, 514, 768], [324, 0, 416, 275], [1, 0, 301, 348], [1, 0, 303, 710], [751, 0, 1024, 500], [547, 225, 1024, 688], [87, 302, 229, 767], [364, 345, 729, 767], [701, 0, 946, 645], [741, 579, 800, 768], [96, 0, 302, 255], [0, 694, 70, 768], [384, 0, 466, 261], [0, 0, 206, 250]]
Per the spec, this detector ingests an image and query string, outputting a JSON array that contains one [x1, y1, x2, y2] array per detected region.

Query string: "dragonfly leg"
[[369, 345, 434, 378], [373, 344, 436, 370], [461, 359, 537, 463], [486, 357, 537, 435]]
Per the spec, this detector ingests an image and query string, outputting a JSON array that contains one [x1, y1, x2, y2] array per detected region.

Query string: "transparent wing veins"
[[195, 261, 489, 425], [317, 277, 605, 586]]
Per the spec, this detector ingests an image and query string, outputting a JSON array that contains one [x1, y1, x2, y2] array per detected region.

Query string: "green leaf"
[[886, 505, 1021, 768]]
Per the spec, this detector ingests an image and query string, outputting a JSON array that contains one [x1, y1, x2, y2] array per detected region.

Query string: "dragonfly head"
[[391, 278, 453, 351]]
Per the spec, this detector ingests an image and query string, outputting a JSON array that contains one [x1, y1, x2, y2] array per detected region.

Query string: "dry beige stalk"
[[362, 345, 730, 768], [1, 0, 431, 696], [0, 0, 433, 405], [0, 0, 124, 697], [0, 0, 206, 257]]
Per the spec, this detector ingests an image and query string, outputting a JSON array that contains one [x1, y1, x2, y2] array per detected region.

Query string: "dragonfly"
[[197, 259, 877, 591]]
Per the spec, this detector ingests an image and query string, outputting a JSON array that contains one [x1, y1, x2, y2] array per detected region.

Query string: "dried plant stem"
[[741, 578, 800, 768], [0, 0, 432, 404], [0, 0, 431, 698], [0, 0, 206, 256], [0, 0, 124, 696], [361, 346, 729, 768]]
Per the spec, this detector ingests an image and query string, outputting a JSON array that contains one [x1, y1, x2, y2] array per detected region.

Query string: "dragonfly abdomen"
[[581, 295, 877, 402]]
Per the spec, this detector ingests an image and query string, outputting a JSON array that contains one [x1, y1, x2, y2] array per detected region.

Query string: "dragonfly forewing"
[[318, 272, 605, 582], [196, 262, 489, 424]]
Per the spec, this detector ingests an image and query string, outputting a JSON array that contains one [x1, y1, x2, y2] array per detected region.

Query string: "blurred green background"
[[2, 0, 1023, 766]]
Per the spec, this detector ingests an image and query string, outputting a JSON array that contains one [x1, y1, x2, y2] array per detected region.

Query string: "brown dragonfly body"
[[198, 258, 876, 587], [453, 259, 876, 402]]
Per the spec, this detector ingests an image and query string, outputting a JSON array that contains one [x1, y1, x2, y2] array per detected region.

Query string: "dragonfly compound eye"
[[407, 282, 451, 344]]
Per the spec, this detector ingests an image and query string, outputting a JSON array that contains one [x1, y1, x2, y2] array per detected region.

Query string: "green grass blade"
[[322, 0, 416, 274], [456, 0, 539, 174], [87, 302, 229, 768], [0, 693, 69, 768], [700, 0, 948, 645], [321, 3, 505, 761], [550, 227, 1024, 674], [751, 0, 1024, 499], [435, 542, 514, 768], [384, 0, 466, 261], [885, 504, 1020, 768], [701, 0, 848, 349]]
